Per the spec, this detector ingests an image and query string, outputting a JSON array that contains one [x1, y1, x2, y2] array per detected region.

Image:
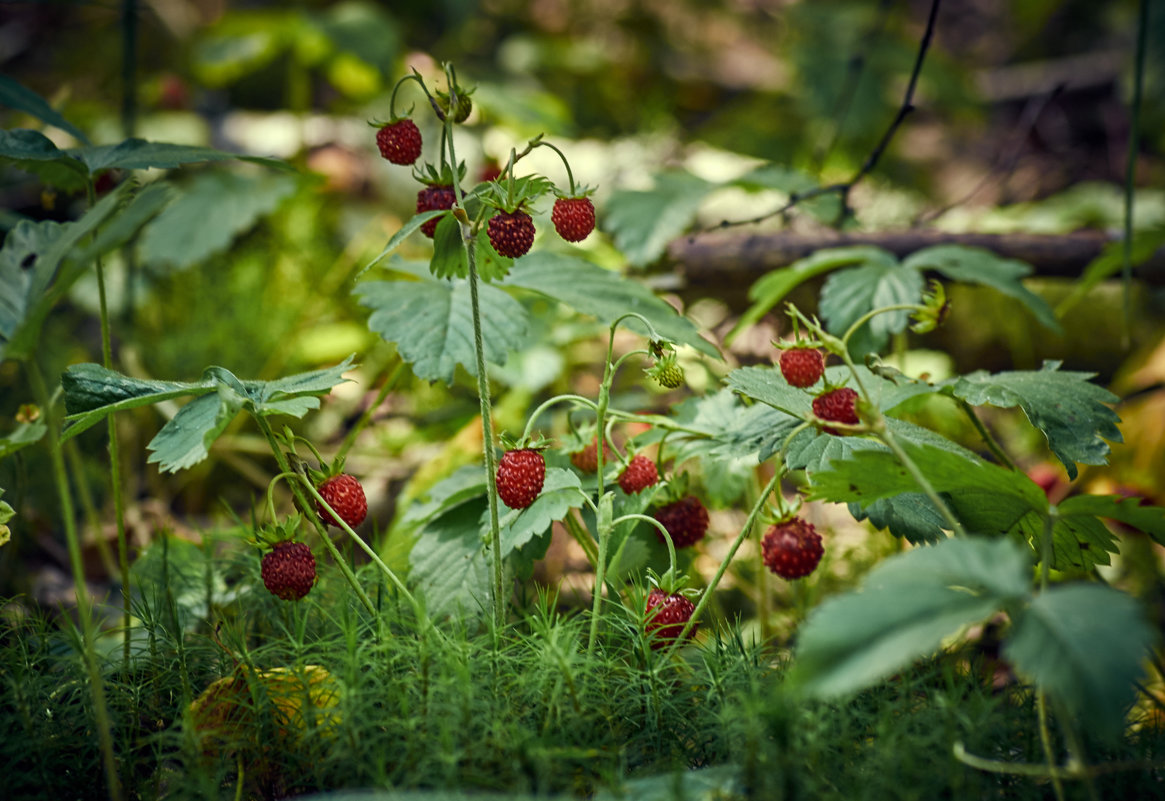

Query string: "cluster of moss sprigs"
[[3, 583, 1164, 801]]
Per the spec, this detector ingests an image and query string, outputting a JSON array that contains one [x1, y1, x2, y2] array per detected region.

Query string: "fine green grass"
[[2, 546, 1163, 801]]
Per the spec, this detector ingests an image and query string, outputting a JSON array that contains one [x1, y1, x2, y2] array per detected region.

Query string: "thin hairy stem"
[[959, 400, 1016, 470]]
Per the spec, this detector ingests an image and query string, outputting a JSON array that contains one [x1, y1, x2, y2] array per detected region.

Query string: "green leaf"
[[1004, 584, 1156, 742], [429, 214, 466, 279], [733, 246, 888, 341], [903, 245, 1062, 334], [361, 211, 446, 275], [61, 364, 210, 441], [0, 75, 90, 144], [731, 164, 842, 221], [146, 392, 238, 473], [73, 182, 174, 265], [409, 498, 492, 619], [0, 183, 131, 363], [603, 171, 713, 267], [1057, 494, 1165, 546], [68, 138, 290, 173], [0, 420, 47, 460], [1055, 228, 1165, 317], [0, 129, 89, 190], [942, 362, 1121, 480], [819, 252, 924, 357], [357, 277, 529, 384], [852, 493, 949, 545], [138, 171, 298, 270], [397, 466, 488, 531], [250, 355, 354, 404], [792, 537, 1031, 697], [503, 252, 718, 358], [493, 468, 583, 556]]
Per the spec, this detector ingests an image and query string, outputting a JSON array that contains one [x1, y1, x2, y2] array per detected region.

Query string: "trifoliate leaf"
[[357, 274, 529, 384], [903, 245, 1062, 334], [503, 252, 718, 358], [942, 362, 1121, 480], [819, 252, 924, 358], [146, 392, 238, 473], [1004, 584, 1156, 743], [791, 537, 1031, 697], [603, 171, 713, 267], [1057, 494, 1165, 546]]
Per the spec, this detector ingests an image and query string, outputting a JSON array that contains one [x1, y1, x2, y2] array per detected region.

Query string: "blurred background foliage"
[[1, 0, 1163, 600]]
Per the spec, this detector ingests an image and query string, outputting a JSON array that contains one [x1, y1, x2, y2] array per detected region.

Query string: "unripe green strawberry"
[[653, 360, 684, 389], [762, 517, 823, 580], [618, 454, 658, 494], [779, 347, 824, 388], [653, 496, 709, 548], [376, 119, 422, 165], [496, 449, 546, 509], [551, 197, 596, 242], [261, 541, 317, 601], [317, 473, 368, 529], [812, 386, 860, 435], [436, 89, 473, 123], [417, 184, 457, 238], [644, 588, 696, 649], [487, 209, 536, 258]]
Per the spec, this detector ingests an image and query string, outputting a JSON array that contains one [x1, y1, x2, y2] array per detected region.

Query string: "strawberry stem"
[[533, 139, 578, 196]]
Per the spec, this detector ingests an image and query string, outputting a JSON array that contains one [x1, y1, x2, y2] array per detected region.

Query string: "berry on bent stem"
[[375, 118, 423, 166], [778, 346, 825, 388], [496, 445, 547, 510], [261, 540, 317, 601], [316, 473, 368, 530], [487, 209, 536, 258], [762, 516, 824, 580], [618, 454, 659, 494], [812, 386, 860, 435]]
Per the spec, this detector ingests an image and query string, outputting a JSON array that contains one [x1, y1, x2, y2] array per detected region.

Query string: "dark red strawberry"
[[570, 438, 608, 474], [317, 473, 368, 529], [416, 184, 457, 238], [779, 347, 824, 388], [261, 541, 317, 601], [644, 588, 696, 649], [653, 496, 709, 548], [496, 449, 546, 509], [376, 119, 422, 165], [618, 455, 658, 494], [551, 197, 596, 242], [487, 209, 536, 258], [812, 386, 860, 434], [762, 517, 824, 580]]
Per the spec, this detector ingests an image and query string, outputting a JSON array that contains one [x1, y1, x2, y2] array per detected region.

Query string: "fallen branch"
[[667, 229, 1165, 290]]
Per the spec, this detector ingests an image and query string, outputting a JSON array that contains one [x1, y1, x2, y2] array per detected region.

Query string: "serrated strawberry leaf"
[[0, 129, 89, 190], [809, 439, 1048, 528], [430, 214, 466, 279], [357, 276, 529, 384], [791, 537, 1031, 697], [604, 171, 713, 267], [61, 365, 211, 441], [492, 468, 583, 556], [138, 171, 298, 270], [1057, 494, 1165, 546], [941, 361, 1121, 480], [852, 494, 949, 545], [0, 76, 91, 143], [733, 246, 893, 343], [68, 138, 290, 173], [903, 244, 1062, 334], [360, 211, 446, 277], [819, 254, 925, 357], [146, 391, 240, 473], [1004, 584, 1156, 743], [397, 466, 488, 531], [502, 252, 718, 358], [0, 183, 132, 363], [409, 497, 492, 619], [73, 182, 174, 265]]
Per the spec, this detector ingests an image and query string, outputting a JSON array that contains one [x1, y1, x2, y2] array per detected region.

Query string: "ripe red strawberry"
[[496, 449, 546, 509], [618, 455, 658, 494], [570, 438, 608, 473], [762, 517, 824, 580], [317, 473, 368, 529], [261, 541, 317, 601], [644, 588, 696, 649], [779, 347, 824, 388], [551, 197, 596, 242], [487, 210, 536, 258], [416, 184, 457, 238], [653, 496, 709, 548], [375, 119, 422, 165], [812, 386, 860, 434]]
